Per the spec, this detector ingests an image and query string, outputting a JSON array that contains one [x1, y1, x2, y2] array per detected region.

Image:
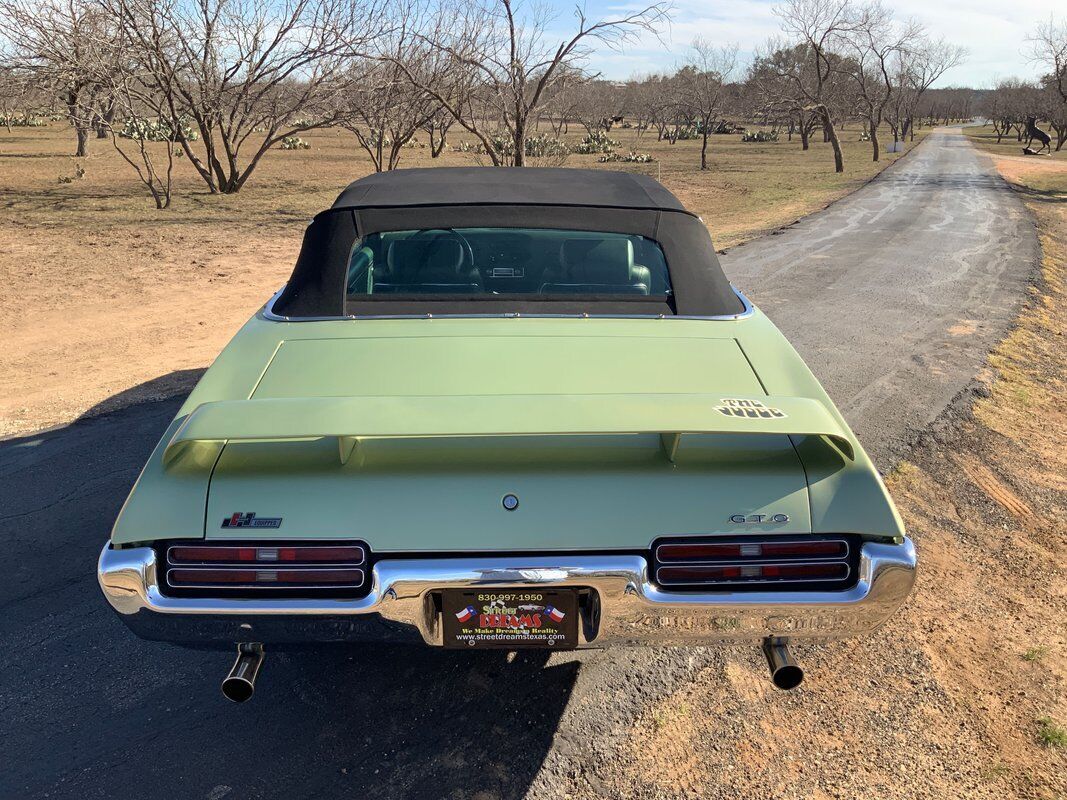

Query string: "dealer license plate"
[[441, 589, 579, 649]]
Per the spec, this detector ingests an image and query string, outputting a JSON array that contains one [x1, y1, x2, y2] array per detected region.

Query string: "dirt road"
[[0, 131, 1049, 799]]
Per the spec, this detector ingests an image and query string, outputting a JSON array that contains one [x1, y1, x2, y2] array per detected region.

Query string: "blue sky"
[[544, 0, 1061, 87]]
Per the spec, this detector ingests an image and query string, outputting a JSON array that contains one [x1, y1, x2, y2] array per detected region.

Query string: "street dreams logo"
[[715, 398, 787, 419], [454, 598, 566, 631], [221, 512, 283, 529]]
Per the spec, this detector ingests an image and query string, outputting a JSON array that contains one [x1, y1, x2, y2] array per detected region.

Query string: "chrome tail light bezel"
[[651, 535, 860, 591], [158, 540, 371, 598]]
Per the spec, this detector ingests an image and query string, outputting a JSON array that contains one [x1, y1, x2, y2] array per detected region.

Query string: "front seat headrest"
[[387, 239, 465, 282]]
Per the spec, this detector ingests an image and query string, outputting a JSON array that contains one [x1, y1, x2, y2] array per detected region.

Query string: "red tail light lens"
[[657, 540, 847, 562], [168, 567, 365, 587], [169, 545, 364, 565], [657, 562, 848, 585]]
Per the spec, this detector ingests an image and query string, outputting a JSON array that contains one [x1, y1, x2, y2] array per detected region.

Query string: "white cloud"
[[565, 0, 1060, 86]]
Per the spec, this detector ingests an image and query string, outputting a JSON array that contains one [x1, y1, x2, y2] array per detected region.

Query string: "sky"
[[548, 0, 1062, 88]]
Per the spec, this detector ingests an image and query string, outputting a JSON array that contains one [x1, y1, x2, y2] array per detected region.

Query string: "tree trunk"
[[799, 122, 809, 150], [869, 117, 880, 162], [75, 125, 89, 157], [818, 107, 844, 173], [700, 128, 709, 170], [512, 118, 525, 167]]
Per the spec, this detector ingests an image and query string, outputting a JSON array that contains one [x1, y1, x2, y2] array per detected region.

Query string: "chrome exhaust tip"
[[762, 637, 803, 690], [222, 643, 264, 703]]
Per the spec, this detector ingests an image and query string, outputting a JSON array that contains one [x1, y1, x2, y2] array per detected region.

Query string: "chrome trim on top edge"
[[260, 285, 755, 323], [99, 538, 916, 647]]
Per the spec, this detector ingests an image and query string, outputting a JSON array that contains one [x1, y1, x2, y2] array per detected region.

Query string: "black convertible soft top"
[[272, 167, 743, 318], [330, 167, 691, 213]]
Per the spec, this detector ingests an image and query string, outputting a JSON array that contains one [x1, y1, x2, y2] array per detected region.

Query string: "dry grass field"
[[0, 121, 921, 437]]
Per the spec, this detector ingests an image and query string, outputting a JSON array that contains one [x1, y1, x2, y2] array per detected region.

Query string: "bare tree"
[[983, 78, 1031, 142], [571, 78, 626, 135], [1027, 17, 1067, 149], [339, 26, 441, 172], [0, 0, 115, 155], [677, 39, 737, 170], [97, 71, 177, 208], [393, 0, 669, 166], [750, 42, 830, 154], [0, 66, 43, 130], [420, 103, 454, 157], [101, 0, 386, 193], [885, 36, 965, 145], [628, 72, 679, 141], [772, 0, 861, 172], [1028, 17, 1067, 105], [540, 66, 587, 134], [842, 3, 918, 161]]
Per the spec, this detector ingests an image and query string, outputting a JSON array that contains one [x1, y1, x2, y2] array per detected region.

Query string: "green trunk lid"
[[204, 334, 812, 551]]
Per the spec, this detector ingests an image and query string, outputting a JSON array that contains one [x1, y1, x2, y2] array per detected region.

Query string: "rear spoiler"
[[162, 394, 854, 467]]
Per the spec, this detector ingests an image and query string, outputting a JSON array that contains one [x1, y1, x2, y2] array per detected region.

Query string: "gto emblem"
[[730, 513, 789, 524], [221, 512, 283, 529]]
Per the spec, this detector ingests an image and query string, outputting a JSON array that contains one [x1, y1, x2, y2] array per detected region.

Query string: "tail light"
[[164, 542, 366, 593], [653, 536, 855, 589]]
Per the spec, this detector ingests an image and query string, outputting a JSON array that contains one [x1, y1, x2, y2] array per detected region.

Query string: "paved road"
[[0, 131, 1037, 799], [721, 129, 1037, 464]]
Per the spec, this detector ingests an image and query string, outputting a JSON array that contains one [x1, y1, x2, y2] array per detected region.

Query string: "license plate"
[[441, 589, 579, 649]]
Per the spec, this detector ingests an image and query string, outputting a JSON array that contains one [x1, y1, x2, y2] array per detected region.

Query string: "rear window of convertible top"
[[345, 227, 672, 300]]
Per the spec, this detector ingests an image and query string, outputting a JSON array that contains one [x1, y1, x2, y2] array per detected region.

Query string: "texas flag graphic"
[[544, 605, 566, 623], [455, 605, 477, 623]]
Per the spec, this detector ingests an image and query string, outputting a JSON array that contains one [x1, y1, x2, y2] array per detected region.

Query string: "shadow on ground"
[[0, 373, 579, 800]]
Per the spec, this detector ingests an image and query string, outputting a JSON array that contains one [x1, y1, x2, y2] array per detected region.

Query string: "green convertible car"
[[99, 167, 916, 701]]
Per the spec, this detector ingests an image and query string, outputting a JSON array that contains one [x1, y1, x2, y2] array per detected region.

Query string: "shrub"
[[280, 136, 311, 150], [120, 116, 199, 142], [573, 130, 619, 154], [2, 114, 47, 127], [598, 150, 655, 163], [523, 133, 569, 159], [452, 133, 569, 164], [741, 130, 779, 143], [1037, 717, 1066, 748]]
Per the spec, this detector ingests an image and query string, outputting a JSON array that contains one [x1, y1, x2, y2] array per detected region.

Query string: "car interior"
[[345, 228, 672, 298]]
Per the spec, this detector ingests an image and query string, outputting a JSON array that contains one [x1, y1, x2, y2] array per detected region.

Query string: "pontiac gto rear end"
[[98, 168, 915, 700]]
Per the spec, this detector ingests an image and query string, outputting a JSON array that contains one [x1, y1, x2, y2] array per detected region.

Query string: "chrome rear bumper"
[[98, 538, 916, 648]]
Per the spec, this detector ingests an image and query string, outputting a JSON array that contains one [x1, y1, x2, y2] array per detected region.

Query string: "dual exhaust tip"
[[762, 637, 804, 690], [222, 643, 265, 703], [219, 638, 802, 703]]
